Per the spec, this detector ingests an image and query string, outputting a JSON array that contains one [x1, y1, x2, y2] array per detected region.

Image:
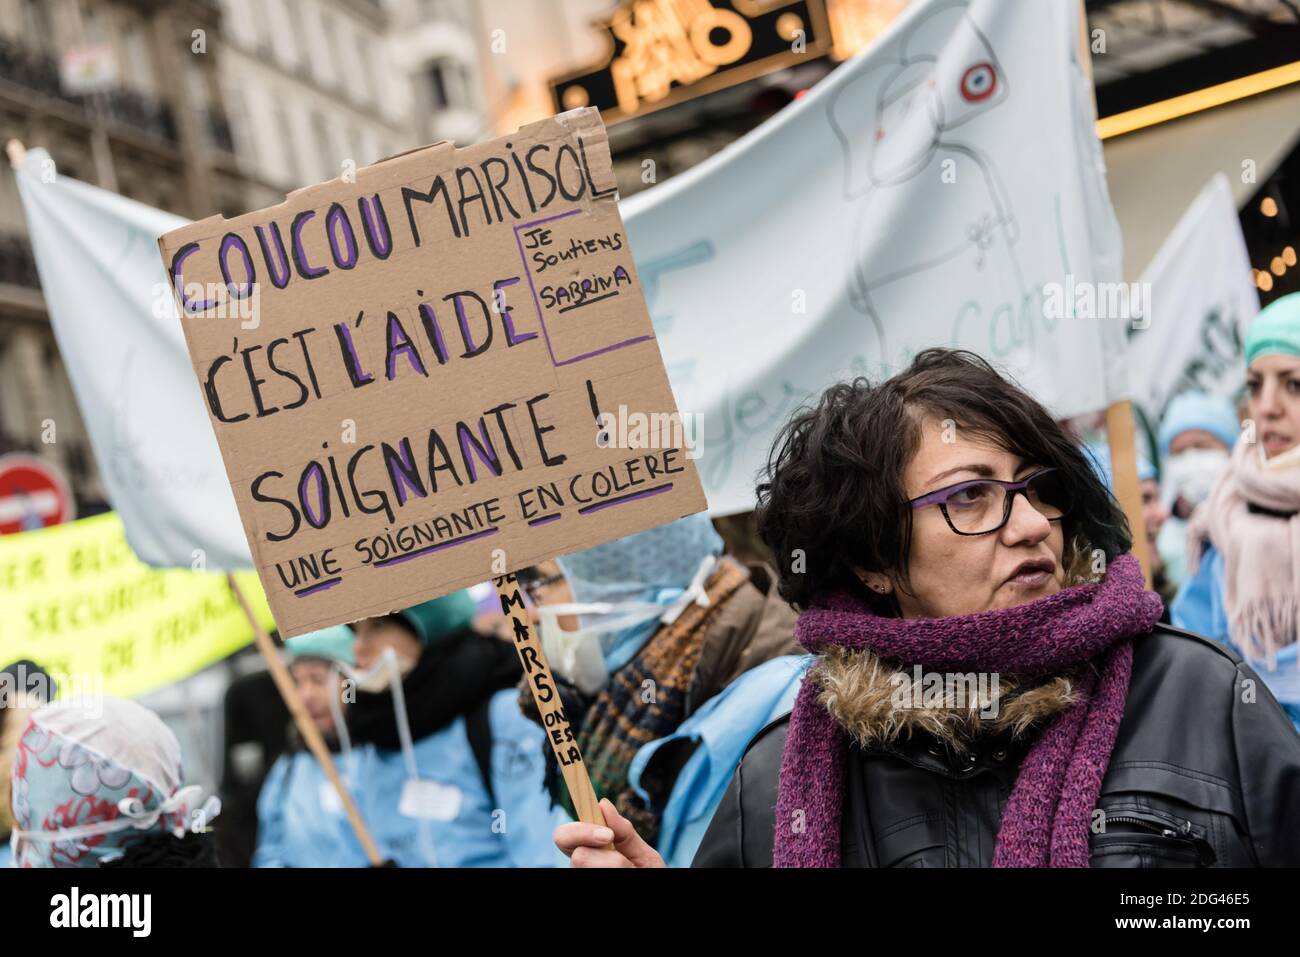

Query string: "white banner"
[[1128, 173, 1259, 427], [626, 0, 1127, 514], [15, 149, 253, 569], [16, 0, 1129, 558]]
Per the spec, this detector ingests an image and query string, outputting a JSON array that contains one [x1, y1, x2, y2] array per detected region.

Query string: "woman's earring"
[[853, 566, 893, 596]]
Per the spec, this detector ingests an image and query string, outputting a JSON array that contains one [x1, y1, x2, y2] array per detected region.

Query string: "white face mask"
[[1162, 447, 1230, 507], [346, 646, 416, 693], [535, 601, 666, 695], [1156, 516, 1190, 590], [533, 554, 720, 693]]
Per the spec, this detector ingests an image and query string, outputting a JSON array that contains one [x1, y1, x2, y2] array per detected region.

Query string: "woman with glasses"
[[557, 348, 1300, 868]]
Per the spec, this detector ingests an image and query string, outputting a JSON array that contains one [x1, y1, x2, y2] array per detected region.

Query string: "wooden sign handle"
[[1103, 401, 1153, 589], [226, 574, 386, 866], [493, 573, 611, 836]]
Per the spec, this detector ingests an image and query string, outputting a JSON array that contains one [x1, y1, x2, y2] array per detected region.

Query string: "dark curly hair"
[[755, 348, 1130, 612]]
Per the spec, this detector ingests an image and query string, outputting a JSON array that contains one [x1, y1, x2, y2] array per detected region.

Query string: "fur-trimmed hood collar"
[[814, 646, 1081, 750]]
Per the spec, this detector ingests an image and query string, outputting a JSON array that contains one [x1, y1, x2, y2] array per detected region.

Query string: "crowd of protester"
[[4, 293, 1299, 869]]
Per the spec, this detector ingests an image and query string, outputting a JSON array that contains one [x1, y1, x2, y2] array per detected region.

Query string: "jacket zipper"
[[1106, 814, 1184, 838], [1103, 814, 1216, 865]]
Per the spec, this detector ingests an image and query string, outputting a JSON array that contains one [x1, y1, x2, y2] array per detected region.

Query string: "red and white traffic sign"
[[0, 454, 75, 535]]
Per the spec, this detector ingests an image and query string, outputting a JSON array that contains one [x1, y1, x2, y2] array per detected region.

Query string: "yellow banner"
[[0, 512, 275, 699]]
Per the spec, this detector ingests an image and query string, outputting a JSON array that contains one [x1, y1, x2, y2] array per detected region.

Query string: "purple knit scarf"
[[773, 553, 1163, 868]]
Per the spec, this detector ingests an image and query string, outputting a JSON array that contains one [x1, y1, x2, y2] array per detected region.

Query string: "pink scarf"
[[1188, 438, 1300, 665]]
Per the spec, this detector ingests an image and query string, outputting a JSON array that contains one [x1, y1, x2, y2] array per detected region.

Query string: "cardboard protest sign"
[[158, 108, 707, 638]]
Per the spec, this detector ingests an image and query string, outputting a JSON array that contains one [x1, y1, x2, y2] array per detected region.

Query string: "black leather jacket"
[[693, 625, 1300, 867]]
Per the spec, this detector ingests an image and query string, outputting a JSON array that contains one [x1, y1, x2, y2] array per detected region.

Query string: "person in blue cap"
[[287, 624, 355, 737], [254, 597, 565, 867], [344, 592, 565, 867], [1084, 443, 1173, 611], [1154, 391, 1238, 589], [1173, 292, 1300, 730], [253, 625, 361, 867]]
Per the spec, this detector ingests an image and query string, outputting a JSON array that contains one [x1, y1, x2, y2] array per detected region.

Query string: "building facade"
[[384, 0, 488, 146], [0, 0, 250, 507], [0, 0, 438, 512], [217, 0, 425, 208]]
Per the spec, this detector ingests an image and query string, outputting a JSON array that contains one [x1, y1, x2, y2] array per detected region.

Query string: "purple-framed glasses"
[[907, 468, 1072, 536]]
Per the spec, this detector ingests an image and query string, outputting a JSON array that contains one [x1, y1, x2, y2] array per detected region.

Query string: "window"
[[278, 0, 303, 68], [360, 127, 379, 165], [247, 0, 274, 56], [274, 102, 300, 185], [426, 58, 471, 110], [185, 60, 209, 111], [121, 25, 154, 95], [22, 0, 53, 53], [421, 0, 464, 27], [358, 37, 380, 105], [312, 111, 333, 181], [320, 13, 340, 88], [427, 61, 449, 110], [225, 84, 257, 172], [341, 23, 369, 104], [80, 4, 107, 44]]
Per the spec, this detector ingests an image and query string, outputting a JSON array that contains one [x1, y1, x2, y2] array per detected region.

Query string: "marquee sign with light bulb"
[[549, 0, 834, 122]]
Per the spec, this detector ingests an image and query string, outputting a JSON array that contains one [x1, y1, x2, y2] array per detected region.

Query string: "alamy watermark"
[[153, 280, 262, 330], [49, 887, 150, 937], [0, 664, 104, 715], [1042, 275, 1150, 329], [890, 666, 1001, 718], [596, 404, 704, 459]]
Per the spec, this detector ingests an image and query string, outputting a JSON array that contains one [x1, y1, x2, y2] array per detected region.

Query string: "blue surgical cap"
[[1245, 291, 1300, 367], [1157, 391, 1238, 457], [554, 513, 725, 671], [284, 624, 356, 666], [557, 513, 725, 606]]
